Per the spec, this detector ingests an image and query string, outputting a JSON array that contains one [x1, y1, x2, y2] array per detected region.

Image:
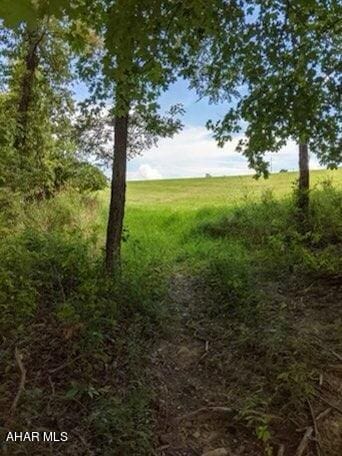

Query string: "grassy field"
[[99, 168, 342, 270], [107, 168, 341, 454], [98, 168, 342, 455], [124, 169, 342, 208], [1, 168, 341, 455]]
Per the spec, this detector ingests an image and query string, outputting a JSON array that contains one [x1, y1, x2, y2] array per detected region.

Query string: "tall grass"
[[104, 170, 342, 282], [1, 169, 341, 454]]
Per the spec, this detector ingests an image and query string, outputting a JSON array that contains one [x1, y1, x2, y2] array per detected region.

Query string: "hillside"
[[1, 168, 341, 455], [1, 2, 341, 454], [125, 169, 342, 207]]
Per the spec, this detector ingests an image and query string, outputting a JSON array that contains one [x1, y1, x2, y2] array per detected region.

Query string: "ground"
[[151, 273, 263, 456], [150, 272, 342, 455], [1, 169, 342, 455]]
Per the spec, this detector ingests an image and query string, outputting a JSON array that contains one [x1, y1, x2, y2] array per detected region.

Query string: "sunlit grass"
[[96, 168, 342, 269], [124, 169, 342, 209]]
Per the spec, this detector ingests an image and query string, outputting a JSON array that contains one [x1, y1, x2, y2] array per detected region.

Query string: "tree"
[[77, 0, 188, 271], [0, 0, 246, 268], [0, 18, 88, 198], [12, 26, 44, 154], [75, 102, 184, 166], [77, 0, 241, 272], [195, 1, 341, 215], [0, 19, 73, 197]]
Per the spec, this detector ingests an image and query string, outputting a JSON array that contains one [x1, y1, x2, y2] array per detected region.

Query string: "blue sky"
[[74, 77, 322, 181], [157, 78, 229, 125]]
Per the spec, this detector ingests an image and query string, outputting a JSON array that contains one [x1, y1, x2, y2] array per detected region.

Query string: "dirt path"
[[150, 273, 262, 456], [150, 273, 342, 456]]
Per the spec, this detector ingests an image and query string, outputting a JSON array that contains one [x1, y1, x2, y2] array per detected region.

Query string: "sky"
[[74, 77, 322, 181]]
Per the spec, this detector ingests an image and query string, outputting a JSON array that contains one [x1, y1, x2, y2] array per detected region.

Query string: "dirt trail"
[[150, 273, 261, 456], [150, 273, 342, 456]]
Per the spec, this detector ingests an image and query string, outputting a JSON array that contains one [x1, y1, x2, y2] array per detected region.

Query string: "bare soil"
[[151, 273, 342, 456]]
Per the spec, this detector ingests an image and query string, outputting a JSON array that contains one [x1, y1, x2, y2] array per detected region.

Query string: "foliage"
[[0, 188, 22, 236], [77, 0, 241, 114], [197, 1, 342, 176], [0, 20, 110, 199], [0, 1, 341, 451], [0, 170, 341, 453], [0, 19, 79, 198], [0, 1, 71, 28], [0, 180, 172, 336], [75, 101, 184, 165], [88, 386, 152, 455], [0, 228, 98, 337], [199, 183, 342, 278], [0, 235, 38, 335], [67, 161, 108, 192]]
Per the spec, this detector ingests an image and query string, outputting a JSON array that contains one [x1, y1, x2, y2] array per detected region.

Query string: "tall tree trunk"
[[13, 28, 42, 153], [297, 142, 309, 214], [105, 113, 129, 273]]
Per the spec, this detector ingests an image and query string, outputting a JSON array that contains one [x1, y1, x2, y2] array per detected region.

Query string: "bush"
[[309, 179, 342, 246], [89, 387, 153, 455], [0, 230, 100, 335], [0, 187, 168, 345], [0, 237, 38, 335], [198, 185, 342, 279], [0, 188, 22, 236], [201, 241, 256, 319], [69, 161, 108, 193]]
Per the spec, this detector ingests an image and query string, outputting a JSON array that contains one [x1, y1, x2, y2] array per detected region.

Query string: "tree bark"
[[14, 28, 42, 153], [105, 113, 129, 273], [297, 142, 309, 214]]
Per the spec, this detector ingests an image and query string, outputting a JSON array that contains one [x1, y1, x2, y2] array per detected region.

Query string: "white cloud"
[[127, 125, 323, 180], [137, 164, 162, 180]]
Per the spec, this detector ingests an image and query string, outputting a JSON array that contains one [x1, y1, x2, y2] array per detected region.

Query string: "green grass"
[[96, 169, 342, 270], [124, 169, 342, 208], [107, 169, 341, 454], [103, 168, 341, 453], [1, 169, 341, 454]]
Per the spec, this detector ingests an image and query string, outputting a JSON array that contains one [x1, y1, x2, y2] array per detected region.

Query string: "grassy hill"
[[124, 168, 342, 208], [1, 167, 341, 455], [105, 167, 341, 455], [97, 168, 342, 269]]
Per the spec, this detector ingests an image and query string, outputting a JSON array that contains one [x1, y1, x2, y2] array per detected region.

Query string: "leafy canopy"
[[193, 1, 342, 176]]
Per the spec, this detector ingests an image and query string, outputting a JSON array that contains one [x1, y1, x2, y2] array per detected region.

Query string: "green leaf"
[[0, 0, 36, 27]]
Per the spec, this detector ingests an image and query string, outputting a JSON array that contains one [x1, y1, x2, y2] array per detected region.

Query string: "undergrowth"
[[0, 180, 341, 454], [0, 190, 167, 455], [188, 182, 342, 452]]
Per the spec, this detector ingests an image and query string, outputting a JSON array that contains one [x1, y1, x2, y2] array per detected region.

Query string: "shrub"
[[69, 161, 108, 193], [89, 387, 153, 455], [0, 188, 22, 236], [0, 237, 38, 335], [0, 230, 99, 334], [0, 188, 168, 344], [198, 185, 342, 279]]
